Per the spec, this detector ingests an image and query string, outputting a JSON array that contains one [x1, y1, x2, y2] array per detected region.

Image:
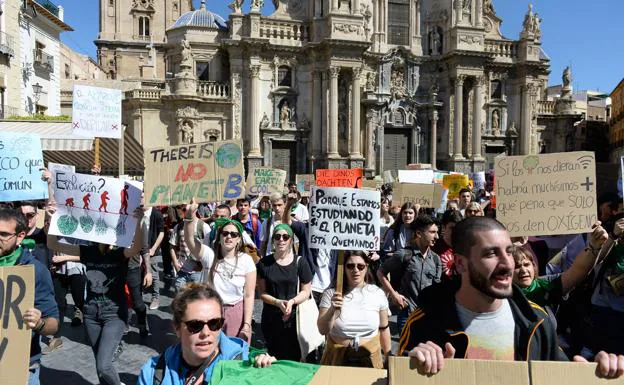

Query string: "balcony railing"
[[133, 35, 151, 42], [484, 39, 518, 59], [197, 81, 229, 99], [0, 32, 15, 57], [259, 19, 310, 45], [537, 100, 556, 115], [35, 0, 59, 18], [125, 89, 162, 100], [0, 105, 21, 119], [33, 49, 54, 71]]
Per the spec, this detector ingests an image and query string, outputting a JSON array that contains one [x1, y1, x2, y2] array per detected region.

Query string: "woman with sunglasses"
[[47, 207, 145, 385], [182, 202, 256, 343], [317, 251, 391, 368], [138, 283, 274, 385], [257, 224, 313, 361]]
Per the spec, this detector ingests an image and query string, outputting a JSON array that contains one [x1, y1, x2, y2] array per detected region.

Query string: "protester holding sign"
[[512, 222, 607, 309], [0, 207, 59, 385], [182, 202, 256, 343], [318, 251, 391, 369], [379, 198, 394, 246], [399, 217, 624, 380], [137, 283, 275, 385], [47, 207, 145, 385], [257, 224, 313, 361]]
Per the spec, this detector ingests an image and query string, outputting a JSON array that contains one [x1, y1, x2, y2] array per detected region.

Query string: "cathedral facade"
[[96, 0, 553, 179]]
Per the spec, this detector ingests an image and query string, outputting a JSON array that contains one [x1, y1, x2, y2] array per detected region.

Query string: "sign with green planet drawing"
[[48, 171, 143, 247], [144, 139, 245, 206]]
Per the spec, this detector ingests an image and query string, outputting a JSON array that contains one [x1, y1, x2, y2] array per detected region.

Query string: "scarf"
[[0, 245, 24, 267], [272, 223, 293, 237], [212, 218, 245, 237]]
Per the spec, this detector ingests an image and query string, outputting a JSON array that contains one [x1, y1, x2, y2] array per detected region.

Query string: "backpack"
[[152, 351, 243, 385]]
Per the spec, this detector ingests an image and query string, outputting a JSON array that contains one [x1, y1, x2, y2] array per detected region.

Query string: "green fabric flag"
[[209, 360, 320, 385]]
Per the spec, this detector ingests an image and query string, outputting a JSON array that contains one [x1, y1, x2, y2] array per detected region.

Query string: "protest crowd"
[[2, 156, 624, 385]]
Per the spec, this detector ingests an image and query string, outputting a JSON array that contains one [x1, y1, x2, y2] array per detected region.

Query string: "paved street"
[[41, 278, 401, 385]]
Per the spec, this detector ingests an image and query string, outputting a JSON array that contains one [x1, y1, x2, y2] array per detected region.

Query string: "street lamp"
[[32, 82, 43, 102]]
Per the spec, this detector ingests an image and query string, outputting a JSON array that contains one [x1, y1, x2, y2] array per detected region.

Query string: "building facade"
[[60, 42, 104, 82], [96, 0, 567, 178], [610, 79, 624, 163]]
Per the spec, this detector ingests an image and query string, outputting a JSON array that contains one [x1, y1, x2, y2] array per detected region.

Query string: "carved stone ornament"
[[390, 67, 407, 100], [459, 35, 482, 45], [232, 73, 242, 139], [132, 0, 154, 9], [260, 113, 270, 130], [178, 120, 194, 144], [228, 0, 244, 13], [203, 128, 221, 141], [176, 106, 199, 119], [334, 23, 363, 36]]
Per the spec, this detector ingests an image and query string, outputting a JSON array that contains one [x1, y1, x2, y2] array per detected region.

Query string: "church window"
[[388, 0, 409, 46], [109, 0, 114, 6], [278, 65, 291, 87], [491, 80, 502, 99], [138, 16, 150, 37], [196, 62, 209, 81]]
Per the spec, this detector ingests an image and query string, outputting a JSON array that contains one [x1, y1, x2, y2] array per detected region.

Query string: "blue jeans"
[[397, 308, 410, 335], [174, 270, 202, 292], [28, 364, 40, 385], [83, 300, 127, 385]]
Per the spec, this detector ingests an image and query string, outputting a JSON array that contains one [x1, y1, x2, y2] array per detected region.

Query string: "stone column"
[[415, 0, 421, 36], [263, 137, 272, 166], [365, 109, 377, 171], [476, 0, 483, 26], [453, 75, 466, 159], [350, 68, 362, 158], [521, 83, 533, 155], [455, 0, 463, 24], [430, 109, 438, 169], [312, 71, 322, 160], [249, 65, 261, 156], [328, 66, 340, 157], [332, 0, 338, 10], [472, 75, 484, 159]]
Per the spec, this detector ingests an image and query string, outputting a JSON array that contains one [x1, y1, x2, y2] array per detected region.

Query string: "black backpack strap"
[[153, 353, 167, 385]]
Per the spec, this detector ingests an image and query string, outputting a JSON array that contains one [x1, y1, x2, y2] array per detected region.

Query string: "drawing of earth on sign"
[[216, 143, 242, 169]]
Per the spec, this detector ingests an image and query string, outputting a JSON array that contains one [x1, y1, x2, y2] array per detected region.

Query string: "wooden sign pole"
[[336, 250, 345, 294], [94, 137, 101, 169]]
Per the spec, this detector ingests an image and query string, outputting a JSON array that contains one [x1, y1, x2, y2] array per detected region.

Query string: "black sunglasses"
[[346, 263, 367, 271], [220, 231, 240, 239], [183, 318, 225, 334], [272, 233, 291, 241]]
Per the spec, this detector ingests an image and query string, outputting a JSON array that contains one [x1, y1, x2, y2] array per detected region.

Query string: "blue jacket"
[[137, 332, 249, 385], [16, 247, 59, 364]]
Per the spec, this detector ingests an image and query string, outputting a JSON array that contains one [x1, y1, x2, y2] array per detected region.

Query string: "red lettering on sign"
[[175, 163, 207, 182]]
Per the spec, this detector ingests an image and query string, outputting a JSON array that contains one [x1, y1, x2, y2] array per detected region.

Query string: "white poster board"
[[49, 171, 142, 247], [309, 187, 380, 250], [398, 170, 434, 184], [0, 132, 48, 202], [72, 85, 122, 139]]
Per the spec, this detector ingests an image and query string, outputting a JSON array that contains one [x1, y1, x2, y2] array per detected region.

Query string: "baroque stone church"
[[96, 0, 560, 179]]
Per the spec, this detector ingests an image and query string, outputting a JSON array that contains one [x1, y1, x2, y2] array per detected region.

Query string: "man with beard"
[[398, 217, 624, 379]]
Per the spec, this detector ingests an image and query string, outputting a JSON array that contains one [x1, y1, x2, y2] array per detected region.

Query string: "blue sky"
[[59, 0, 622, 93]]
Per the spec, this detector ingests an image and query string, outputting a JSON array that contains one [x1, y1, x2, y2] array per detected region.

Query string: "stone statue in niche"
[[390, 67, 406, 100], [428, 81, 439, 103], [300, 114, 310, 130], [180, 39, 193, 70], [491, 109, 500, 134], [365, 72, 376, 91], [260, 113, 270, 130], [280, 102, 290, 125], [179, 120, 194, 144], [429, 27, 441, 56], [507, 121, 517, 135]]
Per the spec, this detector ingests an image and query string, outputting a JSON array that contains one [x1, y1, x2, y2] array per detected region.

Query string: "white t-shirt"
[[198, 245, 256, 305], [291, 204, 310, 221], [320, 285, 389, 339], [312, 248, 334, 293]]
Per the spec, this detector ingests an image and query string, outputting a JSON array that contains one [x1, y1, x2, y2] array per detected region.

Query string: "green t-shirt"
[[209, 359, 319, 385], [521, 275, 563, 308]]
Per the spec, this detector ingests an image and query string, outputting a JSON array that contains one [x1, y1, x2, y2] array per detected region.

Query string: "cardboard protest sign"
[[0, 265, 34, 385], [49, 172, 143, 247], [296, 174, 315, 193], [308, 365, 386, 385], [309, 187, 380, 250], [316, 169, 363, 188], [389, 357, 529, 385], [392, 183, 445, 208], [495, 151, 597, 237], [144, 140, 245, 206], [72, 85, 122, 139], [0, 132, 48, 202], [246, 167, 287, 196], [398, 169, 434, 184], [443, 174, 470, 199]]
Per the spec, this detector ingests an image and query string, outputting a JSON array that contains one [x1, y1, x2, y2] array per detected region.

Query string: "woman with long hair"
[[379, 198, 394, 245], [47, 208, 145, 385], [256, 224, 313, 361], [317, 251, 391, 368], [137, 283, 274, 385], [382, 202, 419, 256], [183, 202, 256, 343]]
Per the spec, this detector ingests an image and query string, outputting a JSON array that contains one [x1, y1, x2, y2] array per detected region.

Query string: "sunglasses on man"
[[183, 317, 225, 334]]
